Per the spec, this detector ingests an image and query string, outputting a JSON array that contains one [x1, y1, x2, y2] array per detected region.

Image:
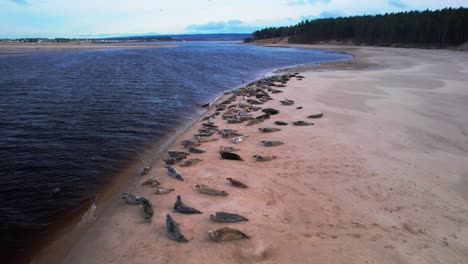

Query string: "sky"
[[1, 0, 466, 38]]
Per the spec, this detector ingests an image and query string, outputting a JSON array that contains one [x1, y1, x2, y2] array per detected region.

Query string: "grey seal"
[[261, 140, 284, 147], [180, 158, 203, 167], [181, 140, 200, 148], [208, 227, 250, 242], [261, 108, 279, 115], [141, 177, 160, 187], [140, 166, 151, 176], [165, 165, 184, 181], [140, 198, 153, 223], [166, 214, 189, 242], [293, 121, 314, 126], [194, 184, 228, 196], [155, 186, 175, 195], [274, 121, 288, 126], [168, 150, 190, 159], [174, 195, 202, 214], [187, 147, 206, 154], [121, 192, 142, 205], [253, 155, 277, 161], [210, 212, 249, 223], [258, 127, 281, 133], [226, 178, 249, 188], [307, 113, 324, 119]]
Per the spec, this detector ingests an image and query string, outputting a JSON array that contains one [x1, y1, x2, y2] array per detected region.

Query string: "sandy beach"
[[35, 45, 468, 264]]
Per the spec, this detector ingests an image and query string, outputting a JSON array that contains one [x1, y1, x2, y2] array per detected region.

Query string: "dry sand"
[[35, 45, 468, 263]]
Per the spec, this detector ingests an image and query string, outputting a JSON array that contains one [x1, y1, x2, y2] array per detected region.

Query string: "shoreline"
[[35, 45, 468, 263], [30, 53, 347, 263]]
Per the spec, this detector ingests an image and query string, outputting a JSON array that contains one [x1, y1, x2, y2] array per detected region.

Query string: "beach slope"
[[38, 45, 468, 264]]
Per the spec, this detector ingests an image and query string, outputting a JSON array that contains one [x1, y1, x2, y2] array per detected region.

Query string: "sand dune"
[[35, 45, 468, 264]]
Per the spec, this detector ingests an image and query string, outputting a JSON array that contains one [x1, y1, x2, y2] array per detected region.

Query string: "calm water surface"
[[0, 41, 350, 262]]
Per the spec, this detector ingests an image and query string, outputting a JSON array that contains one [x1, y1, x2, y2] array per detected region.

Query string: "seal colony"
[[120, 72, 323, 243]]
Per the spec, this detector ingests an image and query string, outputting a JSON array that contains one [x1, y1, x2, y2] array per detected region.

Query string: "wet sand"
[[35, 45, 468, 263]]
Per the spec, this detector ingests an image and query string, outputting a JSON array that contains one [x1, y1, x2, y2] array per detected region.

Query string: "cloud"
[[388, 0, 407, 8], [286, 0, 331, 6], [185, 20, 261, 33]]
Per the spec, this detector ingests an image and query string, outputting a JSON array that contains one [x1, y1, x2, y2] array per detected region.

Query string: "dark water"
[[0, 41, 350, 262]]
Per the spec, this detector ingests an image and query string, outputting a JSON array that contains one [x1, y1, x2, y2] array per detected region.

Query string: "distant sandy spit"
[[34, 45, 468, 264], [0, 42, 178, 55]]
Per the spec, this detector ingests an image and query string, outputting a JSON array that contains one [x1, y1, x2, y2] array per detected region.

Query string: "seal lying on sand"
[[226, 178, 249, 188], [140, 198, 153, 223], [155, 186, 175, 195], [195, 184, 228, 196], [121, 193, 143, 205], [258, 127, 281, 133], [174, 195, 202, 214], [261, 108, 279, 115], [231, 136, 248, 144], [246, 119, 264, 126], [293, 121, 314, 126], [261, 140, 284, 147], [180, 158, 203, 167], [208, 227, 250, 242], [187, 147, 206, 154], [166, 214, 189, 242], [210, 211, 249, 223], [181, 140, 200, 148], [220, 146, 243, 161], [253, 155, 277, 161], [296, 106, 303, 109], [165, 165, 184, 181], [274, 121, 288, 126], [168, 150, 190, 159], [196, 136, 218, 143], [307, 113, 324, 119], [255, 114, 270, 121], [280, 99, 294, 105], [221, 146, 240, 152], [141, 177, 160, 187], [140, 166, 151, 176]]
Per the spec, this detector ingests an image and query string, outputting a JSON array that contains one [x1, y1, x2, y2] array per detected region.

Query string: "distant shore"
[[35, 44, 468, 264], [0, 42, 178, 55]]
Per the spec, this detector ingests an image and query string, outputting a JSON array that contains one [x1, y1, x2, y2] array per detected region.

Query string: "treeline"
[[249, 7, 468, 47]]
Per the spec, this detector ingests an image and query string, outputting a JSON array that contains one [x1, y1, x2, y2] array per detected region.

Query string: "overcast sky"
[[1, 0, 466, 38]]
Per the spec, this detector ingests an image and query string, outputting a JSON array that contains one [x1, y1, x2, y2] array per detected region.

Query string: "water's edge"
[[31, 48, 353, 264]]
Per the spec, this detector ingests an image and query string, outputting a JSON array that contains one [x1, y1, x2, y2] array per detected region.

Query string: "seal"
[[258, 127, 281, 133], [261, 140, 284, 147], [168, 150, 190, 159], [231, 136, 248, 144], [155, 186, 175, 195], [220, 146, 243, 160], [246, 119, 263, 126], [141, 177, 160, 187], [255, 113, 270, 121], [181, 140, 200, 148], [196, 136, 218, 143], [166, 214, 189, 242], [293, 121, 314, 126], [194, 184, 228, 196], [140, 198, 153, 223], [180, 158, 203, 167], [210, 211, 249, 223], [253, 155, 277, 161], [307, 113, 324, 119], [174, 195, 202, 214], [140, 166, 151, 176], [188, 147, 206, 154], [163, 158, 178, 165], [226, 177, 249, 188], [296, 106, 303, 109], [274, 121, 288, 126], [280, 99, 294, 105], [121, 192, 142, 205], [208, 227, 250, 242], [261, 108, 279, 115], [195, 131, 215, 137], [220, 130, 243, 138], [165, 165, 184, 181]]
